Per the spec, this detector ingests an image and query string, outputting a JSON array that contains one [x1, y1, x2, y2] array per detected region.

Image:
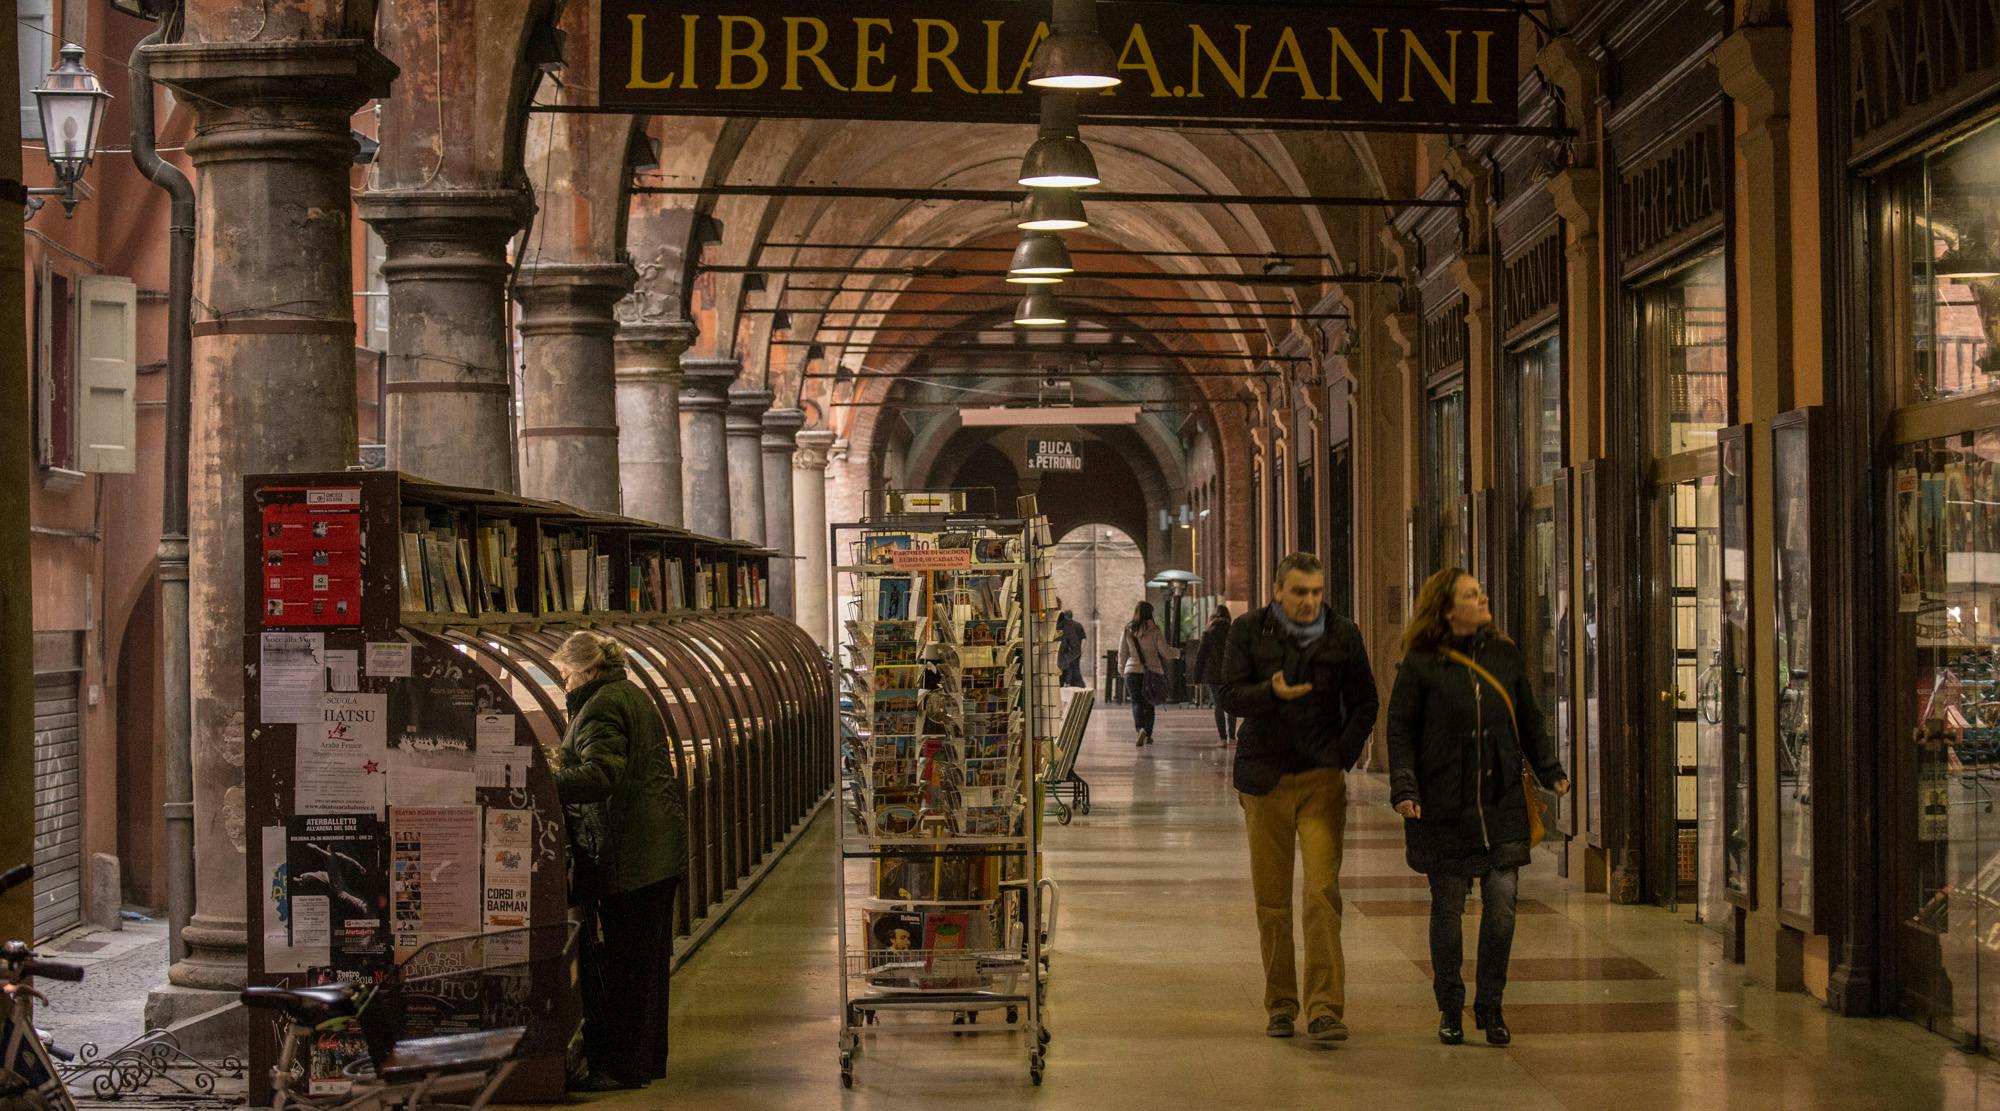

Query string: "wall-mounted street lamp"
[[27, 44, 111, 220]]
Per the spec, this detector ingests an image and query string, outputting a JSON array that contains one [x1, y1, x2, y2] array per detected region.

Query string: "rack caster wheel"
[[1007, 1006, 1019, 1023], [841, 1071, 854, 1089], [1039, 1028, 1052, 1047], [1030, 1068, 1043, 1086]]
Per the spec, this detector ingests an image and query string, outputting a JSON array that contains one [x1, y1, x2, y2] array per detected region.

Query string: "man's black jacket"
[[1219, 605, 1379, 795]]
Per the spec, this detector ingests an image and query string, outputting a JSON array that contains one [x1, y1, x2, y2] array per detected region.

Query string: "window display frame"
[[1717, 424, 1756, 910], [1771, 405, 1832, 933], [1579, 460, 1607, 848], [1554, 466, 1578, 838]]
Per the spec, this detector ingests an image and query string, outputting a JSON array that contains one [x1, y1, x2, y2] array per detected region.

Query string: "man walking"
[[1056, 610, 1086, 688], [1221, 552, 1378, 1044]]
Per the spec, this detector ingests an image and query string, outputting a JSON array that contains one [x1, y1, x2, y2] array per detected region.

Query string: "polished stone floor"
[[598, 706, 2000, 1109]]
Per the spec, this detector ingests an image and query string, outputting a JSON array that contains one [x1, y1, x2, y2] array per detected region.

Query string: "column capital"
[[681, 356, 741, 412], [1448, 253, 1493, 314], [1546, 168, 1602, 238], [727, 384, 776, 435], [615, 320, 699, 385], [513, 261, 637, 338], [356, 189, 532, 286], [1713, 25, 1791, 127], [761, 407, 807, 453], [147, 39, 397, 114], [795, 428, 838, 471]]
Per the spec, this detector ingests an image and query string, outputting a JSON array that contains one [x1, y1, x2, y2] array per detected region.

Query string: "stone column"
[[513, 261, 635, 512], [615, 320, 697, 527], [726, 385, 773, 545], [793, 429, 838, 649], [679, 356, 738, 539], [143, 40, 396, 1006], [357, 190, 531, 491], [760, 408, 806, 616]]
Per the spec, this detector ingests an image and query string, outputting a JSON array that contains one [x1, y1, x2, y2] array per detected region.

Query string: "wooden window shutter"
[[75, 275, 136, 474]]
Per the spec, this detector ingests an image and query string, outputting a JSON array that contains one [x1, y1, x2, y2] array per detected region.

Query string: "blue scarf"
[[1271, 603, 1325, 645]]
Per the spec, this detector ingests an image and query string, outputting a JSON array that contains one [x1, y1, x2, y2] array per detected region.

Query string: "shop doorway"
[[1647, 474, 1727, 927]]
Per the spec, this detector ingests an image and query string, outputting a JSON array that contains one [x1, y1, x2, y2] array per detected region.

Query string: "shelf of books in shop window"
[[832, 508, 1060, 1084]]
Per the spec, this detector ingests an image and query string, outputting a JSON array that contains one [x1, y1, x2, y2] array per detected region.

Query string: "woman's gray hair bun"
[[553, 630, 626, 676]]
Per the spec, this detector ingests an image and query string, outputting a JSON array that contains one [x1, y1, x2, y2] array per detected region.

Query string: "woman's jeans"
[[1207, 683, 1235, 739], [1426, 866, 1519, 1012], [1129, 677, 1156, 733]]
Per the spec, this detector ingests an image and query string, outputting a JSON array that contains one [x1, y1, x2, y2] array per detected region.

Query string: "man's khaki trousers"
[[1239, 766, 1347, 1022]]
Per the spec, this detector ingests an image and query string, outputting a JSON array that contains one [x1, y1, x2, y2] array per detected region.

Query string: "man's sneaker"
[[1307, 1016, 1349, 1043], [1265, 1014, 1295, 1038]]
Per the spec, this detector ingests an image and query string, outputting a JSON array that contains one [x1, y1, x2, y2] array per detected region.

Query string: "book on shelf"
[[592, 553, 612, 612], [398, 530, 424, 611], [565, 549, 590, 612]]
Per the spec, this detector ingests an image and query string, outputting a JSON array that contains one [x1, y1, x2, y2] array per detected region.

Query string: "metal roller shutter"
[[32, 668, 82, 940]]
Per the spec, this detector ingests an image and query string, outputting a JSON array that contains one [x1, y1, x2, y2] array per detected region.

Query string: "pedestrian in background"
[[1387, 568, 1569, 1048], [1221, 553, 1378, 1044], [1056, 609, 1087, 688], [1191, 605, 1235, 744], [1119, 600, 1177, 746], [553, 630, 687, 1090]]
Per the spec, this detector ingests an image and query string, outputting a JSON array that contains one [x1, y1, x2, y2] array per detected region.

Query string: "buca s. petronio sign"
[[597, 0, 1519, 127]]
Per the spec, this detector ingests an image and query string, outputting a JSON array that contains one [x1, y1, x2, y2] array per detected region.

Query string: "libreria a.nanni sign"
[[597, 0, 1520, 127]]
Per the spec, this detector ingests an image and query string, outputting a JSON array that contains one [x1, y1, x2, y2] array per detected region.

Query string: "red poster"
[[263, 489, 364, 627]]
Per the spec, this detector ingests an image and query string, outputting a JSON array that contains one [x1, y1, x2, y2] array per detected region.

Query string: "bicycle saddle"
[[239, 984, 361, 1025]]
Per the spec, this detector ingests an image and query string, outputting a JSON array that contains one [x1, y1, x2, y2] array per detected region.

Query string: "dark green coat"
[[557, 667, 686, 901]]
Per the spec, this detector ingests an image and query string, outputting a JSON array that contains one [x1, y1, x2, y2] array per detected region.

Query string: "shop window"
[[1899, 127, 2000, 405], [1424, 385, 1467, 573], [1512, 332, 1562, 741], [1636, 252, 1729, 457]]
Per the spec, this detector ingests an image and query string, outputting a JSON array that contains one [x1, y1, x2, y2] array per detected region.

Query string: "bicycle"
[[239, 923, 576, 1111], [0, 863, 88, 1111]]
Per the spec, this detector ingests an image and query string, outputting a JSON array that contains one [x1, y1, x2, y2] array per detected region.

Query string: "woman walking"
[[553, 631, 687, 1090], [1190, 605, 1235, 744], [1119, 600, 1178, 746], [1387, 569, 1568, 1047]]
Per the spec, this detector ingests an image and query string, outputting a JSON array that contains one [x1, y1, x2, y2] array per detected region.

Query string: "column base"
[[168, 913, 249, 990]]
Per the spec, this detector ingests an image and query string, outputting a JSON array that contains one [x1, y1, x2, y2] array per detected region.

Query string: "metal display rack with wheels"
[[831, 501, 1059, 1088]]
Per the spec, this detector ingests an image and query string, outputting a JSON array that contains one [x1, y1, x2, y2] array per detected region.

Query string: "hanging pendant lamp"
[[1013, 290, 1068, 326], [1029, 0, 1122, 90], [1019, 94, 1100, 189], [1009, 232, 1075, 277], [1018, 188, 1089, 231]]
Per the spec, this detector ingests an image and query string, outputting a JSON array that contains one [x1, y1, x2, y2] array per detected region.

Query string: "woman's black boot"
[[1473, 1004, 1510, 1046], [1438, 1010, 1463, 1045]]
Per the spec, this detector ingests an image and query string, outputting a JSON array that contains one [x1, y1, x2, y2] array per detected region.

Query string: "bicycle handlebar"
[[0, 865, 30, 898], [22, 959, 83, 983]]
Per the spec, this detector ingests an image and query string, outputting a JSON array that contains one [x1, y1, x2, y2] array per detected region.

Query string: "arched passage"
[[1046, 523, 1148, 692]]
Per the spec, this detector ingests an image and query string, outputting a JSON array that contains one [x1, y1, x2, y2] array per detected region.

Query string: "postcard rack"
[[831, 508, 1061, 1088]]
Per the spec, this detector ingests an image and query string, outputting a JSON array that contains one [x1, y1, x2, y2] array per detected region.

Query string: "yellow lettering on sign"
[[1401, 29, 1459, 104], [718, 16, 769, 91], [1252, 27, 1319, 100], [625, 15, 676, 91], [1471, 30, 1493, 105], [982, 19, 1006, 94], [914, 18, 979, 94], [1006, 23, 1051, 92], [682, 13, 700, 89], [1328, 28, 1387, 103], [1116, 23, 1171, 97], [783, 17, 846, 91], [854, 17, 897, 92], [1188, 24, 1252, 98]]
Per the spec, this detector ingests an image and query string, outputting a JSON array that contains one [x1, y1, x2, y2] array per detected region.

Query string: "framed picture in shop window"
[[1771, 407, 1829, 932], [1553, 467, 1577, 838], [1717, 425, 1755, 909]]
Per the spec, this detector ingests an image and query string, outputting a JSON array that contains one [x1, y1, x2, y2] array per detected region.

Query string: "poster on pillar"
[[597, 1, 1519, 127]]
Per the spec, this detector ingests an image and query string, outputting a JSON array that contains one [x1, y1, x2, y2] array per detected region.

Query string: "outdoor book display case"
[[832, 497, 1063, 1088], [241, 471, 833, 1103]]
